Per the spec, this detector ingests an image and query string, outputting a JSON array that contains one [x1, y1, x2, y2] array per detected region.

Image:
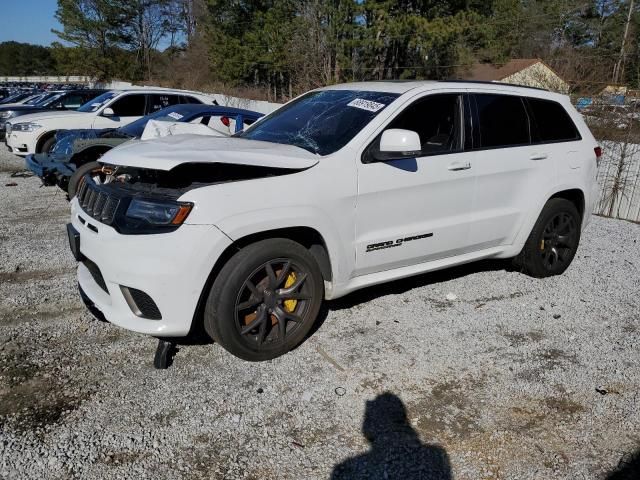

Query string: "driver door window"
[[60, 94, 84, 109], [110, 94, 146, 117]]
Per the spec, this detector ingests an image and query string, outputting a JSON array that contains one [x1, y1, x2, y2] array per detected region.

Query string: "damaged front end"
[[75, 161, 304, 235]]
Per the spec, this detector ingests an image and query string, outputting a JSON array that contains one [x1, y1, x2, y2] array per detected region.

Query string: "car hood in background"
[[101, 135, 320, 171], [8, 110, 89, 124]]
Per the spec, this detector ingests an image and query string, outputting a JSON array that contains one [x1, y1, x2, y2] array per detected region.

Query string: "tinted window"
[[180, 95, 202, 104], [474, 94, 530, 148], [78, 91, 118, 112], [527, 98, 580, 143], [239, 90, 399, 155], [148, 94, 181, 113], [110, 94, 146, 116], [384, 94, 461, 155], [60, 94, 84, 109]]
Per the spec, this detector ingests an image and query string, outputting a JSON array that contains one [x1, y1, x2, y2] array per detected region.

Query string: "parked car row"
[[26, 102, 263, 196], [48, 80, 599, 365]]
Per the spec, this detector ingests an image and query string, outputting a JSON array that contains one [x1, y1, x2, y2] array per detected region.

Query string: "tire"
[[204, 238, 324, 361], [514, 198, 581, 278], [39, 136, 57, 154], [67, 161, 103, 198]]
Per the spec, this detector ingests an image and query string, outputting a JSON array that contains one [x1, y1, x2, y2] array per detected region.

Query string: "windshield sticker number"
[[168, 112, 183, 120], [347, 98, 386, 112]]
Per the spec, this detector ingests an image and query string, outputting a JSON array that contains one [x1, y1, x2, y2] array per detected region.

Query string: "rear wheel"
[[514, 198, 581, 278], [204, 239, 323, 361], [67, 161, 105, 198]]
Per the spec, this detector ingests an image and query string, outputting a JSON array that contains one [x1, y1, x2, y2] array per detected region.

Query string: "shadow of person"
[[606, 449, 640, 480], [331, 393, 452, 480]]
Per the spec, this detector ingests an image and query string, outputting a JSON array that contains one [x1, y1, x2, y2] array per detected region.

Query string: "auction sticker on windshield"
[[347, 98, 386, 112]]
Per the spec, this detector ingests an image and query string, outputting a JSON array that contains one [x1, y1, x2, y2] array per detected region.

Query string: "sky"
[[0, 0, 62, 46]]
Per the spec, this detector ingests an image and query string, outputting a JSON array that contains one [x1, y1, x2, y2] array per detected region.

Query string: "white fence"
[[594, 141, 640, 222]]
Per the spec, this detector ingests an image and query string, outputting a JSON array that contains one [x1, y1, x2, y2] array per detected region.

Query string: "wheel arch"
[[70, 145, 113, 166], [35, 130, 57, 153], [548, 188, 585, 220], [189, 226, 333, 338]]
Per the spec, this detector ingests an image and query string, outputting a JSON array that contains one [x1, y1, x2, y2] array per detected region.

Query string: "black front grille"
[[128, 288, 162, 320], [82, 258, 108, 293], [76, 177, 120, 225]]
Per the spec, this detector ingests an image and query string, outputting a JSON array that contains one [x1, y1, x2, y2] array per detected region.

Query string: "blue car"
[[26, 103, 263, 196]]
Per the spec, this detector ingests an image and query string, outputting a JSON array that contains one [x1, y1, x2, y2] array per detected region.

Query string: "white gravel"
[[1, 143, 639, 480]]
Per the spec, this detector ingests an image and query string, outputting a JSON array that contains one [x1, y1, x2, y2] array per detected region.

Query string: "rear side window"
[[473, 94, 530, 148], [526, 98, 581, 143], [180, 95, 202, 104], [110, 94, 146, 116], [148, 94, 181, 113]]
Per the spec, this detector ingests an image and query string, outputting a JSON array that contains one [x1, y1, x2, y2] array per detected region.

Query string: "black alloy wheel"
[[514, 198, 581, 278], [539, 212, 578, 271], [204, 238, 324, 361], [234, 259, 312, 347]]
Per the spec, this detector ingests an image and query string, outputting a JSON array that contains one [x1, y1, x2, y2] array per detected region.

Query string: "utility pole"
[[613, 0, 635, 85]]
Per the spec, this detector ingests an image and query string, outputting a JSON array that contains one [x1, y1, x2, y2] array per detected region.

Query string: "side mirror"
[[102, 107, 115, 117], [371, 129, 422, 162]]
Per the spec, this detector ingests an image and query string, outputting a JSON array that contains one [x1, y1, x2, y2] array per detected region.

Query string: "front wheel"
[[514, 198, 581, 278], [67, 161, 105, 199], [204, 239, 324, 361]]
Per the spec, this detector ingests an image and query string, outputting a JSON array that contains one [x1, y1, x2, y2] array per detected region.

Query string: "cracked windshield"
[[238, 90, 399, 155]]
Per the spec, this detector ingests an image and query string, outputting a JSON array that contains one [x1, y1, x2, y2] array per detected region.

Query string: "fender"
[[505, 183, 587, 258], [180, 159, 358, 290]]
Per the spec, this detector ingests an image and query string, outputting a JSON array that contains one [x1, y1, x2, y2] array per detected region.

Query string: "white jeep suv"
[[5, 88, 213, 155], [67, 81, 600, 361]]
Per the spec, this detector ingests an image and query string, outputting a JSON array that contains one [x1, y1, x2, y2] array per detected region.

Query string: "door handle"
[[447, 161, 471, 171], [530, 153, 548, 161]]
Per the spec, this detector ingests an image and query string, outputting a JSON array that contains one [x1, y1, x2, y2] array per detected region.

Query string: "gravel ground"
[[0, 143, 639, 480]]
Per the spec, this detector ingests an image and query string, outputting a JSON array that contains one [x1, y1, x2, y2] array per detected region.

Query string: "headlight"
[[126, 198, 192, 226], [0, 111, 14, 119], [12, 122, 42, 132]]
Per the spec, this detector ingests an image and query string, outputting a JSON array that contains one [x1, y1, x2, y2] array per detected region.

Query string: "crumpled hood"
[[100, 134, 320, 171]]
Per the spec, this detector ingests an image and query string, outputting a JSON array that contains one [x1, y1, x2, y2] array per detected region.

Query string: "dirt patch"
[[0, 267, 71, 284], [0, 342, 92, 433], [0, 304, 84, 326], [536, 348, 579, 369], [544, 397, 586, 415], [502, 330, 545, 347], [411, 376, 485, 439]]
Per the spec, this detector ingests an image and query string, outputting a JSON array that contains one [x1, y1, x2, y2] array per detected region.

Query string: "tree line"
[[1, 0, 638, 98]]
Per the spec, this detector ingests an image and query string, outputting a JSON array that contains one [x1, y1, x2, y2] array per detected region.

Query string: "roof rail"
[[440, 79, 549, 92]]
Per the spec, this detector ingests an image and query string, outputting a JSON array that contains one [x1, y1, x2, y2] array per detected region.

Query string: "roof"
[[318, 80, 556, 96], [463, 59, 545, 82], [319, 81, 437, 94]]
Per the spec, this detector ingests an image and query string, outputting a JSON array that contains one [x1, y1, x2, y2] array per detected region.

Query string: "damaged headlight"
[[126, 198, 192, 226]]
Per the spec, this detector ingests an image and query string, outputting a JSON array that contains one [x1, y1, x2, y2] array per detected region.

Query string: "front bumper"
[[5, 129, 37, 155], [70, 199, 233, 337], [25, 153, 75, 186]]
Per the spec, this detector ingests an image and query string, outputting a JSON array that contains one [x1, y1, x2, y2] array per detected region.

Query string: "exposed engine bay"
[[95, 161, 304, 199]]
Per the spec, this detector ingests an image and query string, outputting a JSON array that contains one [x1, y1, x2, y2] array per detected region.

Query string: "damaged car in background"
[[26, 104, 263, 197], [67, 82, 599, 365]]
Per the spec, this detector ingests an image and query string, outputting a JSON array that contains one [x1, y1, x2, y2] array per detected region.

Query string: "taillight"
[[221, 116, 230, 127], [594, 146, 602, 166]]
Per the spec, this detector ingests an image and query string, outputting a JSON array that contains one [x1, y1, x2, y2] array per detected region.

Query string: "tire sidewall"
[[205, 239, 324, 361], [68, 161, 102, 198], [524, 199, 581, 277]]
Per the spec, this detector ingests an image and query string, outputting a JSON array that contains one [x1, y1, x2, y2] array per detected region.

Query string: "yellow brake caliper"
[[283, 272, 297, 312]]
